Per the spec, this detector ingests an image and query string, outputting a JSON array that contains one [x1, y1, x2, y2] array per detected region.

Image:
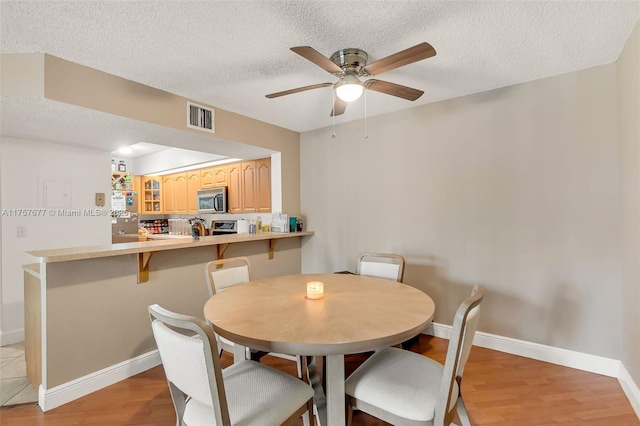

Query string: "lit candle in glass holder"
[[306, 281, 324, 299]]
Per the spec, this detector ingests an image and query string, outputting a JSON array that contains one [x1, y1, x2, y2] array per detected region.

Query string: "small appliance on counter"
[[210, 220, 237, 235], [190, 217, 207, 239]]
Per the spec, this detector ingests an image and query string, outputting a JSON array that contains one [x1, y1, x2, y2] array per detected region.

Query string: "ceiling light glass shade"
[[335, 75, 364, 102]]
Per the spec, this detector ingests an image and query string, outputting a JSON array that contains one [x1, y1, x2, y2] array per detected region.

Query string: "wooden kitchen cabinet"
[[141, 176, 162, 214], [201, 165, 228, 188], [242, 161, 258, 213], [175, 173, 188, 214], [163, 173, 188, 214], [227, 163, 243, 213], [187, 170, 201, 214], [139, 158, 270, 215], [200, 167, 214, 188], [213, 166, 228, 187], [256, 158, 271, 213], [162, 175, 176, 213], [133, 175, 143, 214], [227, 158, 271, 213]]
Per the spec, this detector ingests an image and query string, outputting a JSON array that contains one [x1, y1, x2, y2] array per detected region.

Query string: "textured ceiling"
[[1, 1, 639, 137]]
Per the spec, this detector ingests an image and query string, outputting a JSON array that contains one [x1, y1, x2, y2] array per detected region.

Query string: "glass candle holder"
[[306, 281, 324, 299]]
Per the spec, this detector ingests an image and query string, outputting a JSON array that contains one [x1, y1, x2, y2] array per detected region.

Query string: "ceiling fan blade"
[[363, 42, 436, 76], [365, 79, 424, 101], [291, 46, 344, 75], [330, 97, 348, 116], [265, 83, 333, 99]]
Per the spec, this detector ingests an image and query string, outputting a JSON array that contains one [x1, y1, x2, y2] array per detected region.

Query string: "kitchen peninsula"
[[23, 230, 313, 411]]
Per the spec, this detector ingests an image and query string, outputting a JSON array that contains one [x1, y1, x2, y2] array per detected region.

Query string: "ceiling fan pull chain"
[[364, 88, 368, 139], [332, 89, 337, 139]]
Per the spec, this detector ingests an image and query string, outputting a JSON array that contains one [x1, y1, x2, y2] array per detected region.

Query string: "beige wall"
[[617, 20, 640, 383], [0, 53, 44, 97], [301, 63, 623, 359]]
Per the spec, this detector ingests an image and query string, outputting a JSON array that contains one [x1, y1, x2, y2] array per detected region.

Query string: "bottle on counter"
[[256, 216, 262, 233], [249, 219, 257, 234]]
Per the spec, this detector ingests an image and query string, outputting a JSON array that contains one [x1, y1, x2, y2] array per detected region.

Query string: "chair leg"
[[456, 396, 471, 426], [346, 397, 354, 426], [296, 355, 304, 379], [303, 398, 314, 426]]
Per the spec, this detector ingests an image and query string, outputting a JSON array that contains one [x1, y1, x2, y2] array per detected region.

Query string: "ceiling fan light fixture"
[[335, 74, 363, 102]]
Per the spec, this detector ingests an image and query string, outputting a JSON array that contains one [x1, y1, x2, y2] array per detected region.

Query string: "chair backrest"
[[148, 304, 230, 425], [204, 256, 252, 296], [435, 285, 485, 425], [356, 252, 405, 282]]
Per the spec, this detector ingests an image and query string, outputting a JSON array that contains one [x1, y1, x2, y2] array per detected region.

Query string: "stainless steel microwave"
[[197, 187, 227, 214]]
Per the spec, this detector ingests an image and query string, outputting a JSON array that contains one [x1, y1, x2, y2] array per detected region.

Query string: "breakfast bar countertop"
[[26, 231, 314, 263]]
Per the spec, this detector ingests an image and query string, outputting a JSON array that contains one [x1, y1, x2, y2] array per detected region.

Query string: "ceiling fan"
[[265, 42, 436, 116]]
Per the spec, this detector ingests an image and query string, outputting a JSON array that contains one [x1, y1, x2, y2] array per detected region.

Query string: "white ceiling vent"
[[187, 102, 215, 133]]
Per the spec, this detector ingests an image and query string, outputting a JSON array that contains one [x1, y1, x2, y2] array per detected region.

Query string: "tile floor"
[[0, 342, 38, 406]]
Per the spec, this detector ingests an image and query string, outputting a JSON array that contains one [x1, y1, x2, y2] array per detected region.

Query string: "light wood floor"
[[1, 335, 637, 425]]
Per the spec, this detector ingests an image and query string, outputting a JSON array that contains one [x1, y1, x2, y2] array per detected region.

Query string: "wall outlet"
[[17, 226, 27, 238]]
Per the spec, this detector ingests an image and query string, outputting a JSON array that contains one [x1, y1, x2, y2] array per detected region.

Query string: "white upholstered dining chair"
[[344, 285, 485, 426], [357, 252, 405, 282], [204, 256, 303, 379], [357, 252, 419, 349], [148, 304, 314, 426]]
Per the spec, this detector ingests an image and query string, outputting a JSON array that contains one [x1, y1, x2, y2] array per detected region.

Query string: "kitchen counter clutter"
[[22, 229, 313, 412]]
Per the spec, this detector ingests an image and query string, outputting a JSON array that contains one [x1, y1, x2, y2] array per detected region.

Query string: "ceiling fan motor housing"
[[330, 48, 369, 75]]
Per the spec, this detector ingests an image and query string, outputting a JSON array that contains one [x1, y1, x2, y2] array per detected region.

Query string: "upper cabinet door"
[[256, 158, 271, 213], [174, 173, 188, 214], [187, 171, 201, 214], [228, 164, 243, 214], [213, 165, 228, 187], [141, 176, 162, 214], [200, 167, 215, 188], [162, 175, 177, 214], [241, 161, 257, 213]]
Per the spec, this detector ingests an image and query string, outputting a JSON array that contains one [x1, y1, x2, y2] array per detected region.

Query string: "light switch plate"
[[95, 192, 105, 207]]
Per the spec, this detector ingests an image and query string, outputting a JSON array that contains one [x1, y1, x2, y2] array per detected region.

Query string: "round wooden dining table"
[[203, 273, 435, 426]]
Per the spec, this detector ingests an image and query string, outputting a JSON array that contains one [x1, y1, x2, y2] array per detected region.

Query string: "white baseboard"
[[618, 363, 640, 419], [425, 323, 640, 418], [0, 328, 25, 346], [427, 323, 620, 376], [39, 350, 161, 412]]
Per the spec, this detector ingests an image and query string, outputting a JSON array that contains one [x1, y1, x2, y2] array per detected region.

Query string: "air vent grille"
[[187, 102, 215, 133]]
